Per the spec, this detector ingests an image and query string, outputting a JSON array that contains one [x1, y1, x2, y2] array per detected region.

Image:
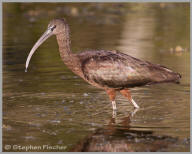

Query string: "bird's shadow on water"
[[70, 108, 181, 152]]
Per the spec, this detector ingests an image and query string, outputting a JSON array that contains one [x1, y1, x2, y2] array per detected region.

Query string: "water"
[[3, 3, 190, 152]]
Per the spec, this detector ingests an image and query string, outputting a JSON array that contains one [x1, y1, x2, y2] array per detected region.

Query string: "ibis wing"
[[80, 51, 151, 88], [79, 50, 181, 89]]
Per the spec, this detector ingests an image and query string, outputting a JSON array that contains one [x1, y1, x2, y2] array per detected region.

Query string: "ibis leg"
[[105, 89, 117, 110], [120, 89, 140, 108]]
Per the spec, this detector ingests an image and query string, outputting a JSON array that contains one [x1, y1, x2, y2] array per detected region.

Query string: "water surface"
[[3, 3, 190, 152]]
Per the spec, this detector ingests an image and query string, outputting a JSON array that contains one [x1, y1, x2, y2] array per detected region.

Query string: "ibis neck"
[[55, 28, 82, 76], [56, 32, 72, 59]]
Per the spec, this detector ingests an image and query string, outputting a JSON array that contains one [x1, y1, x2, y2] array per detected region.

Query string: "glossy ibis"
[[25, 18, 181, 110]]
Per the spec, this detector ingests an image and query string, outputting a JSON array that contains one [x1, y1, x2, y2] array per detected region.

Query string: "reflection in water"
[[71, 109, 188, 152], [118, 7, 156, 59]]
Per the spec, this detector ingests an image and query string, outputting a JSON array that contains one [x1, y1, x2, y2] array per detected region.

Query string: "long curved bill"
[[25, 28, 53, 72]]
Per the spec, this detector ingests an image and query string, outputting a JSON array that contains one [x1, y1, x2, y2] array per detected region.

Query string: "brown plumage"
[[25, 18, 181, 110], [78, 50, 181, 89]]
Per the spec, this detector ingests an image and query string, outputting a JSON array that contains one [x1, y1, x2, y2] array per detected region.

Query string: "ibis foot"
[[131, 98, 140, 109], [131, 108, 139, 117], [112, 109, 117, 118], [112, 101, 117, 110]]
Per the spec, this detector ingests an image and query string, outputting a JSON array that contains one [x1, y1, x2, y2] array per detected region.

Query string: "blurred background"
[[3, 3, 190, 152]]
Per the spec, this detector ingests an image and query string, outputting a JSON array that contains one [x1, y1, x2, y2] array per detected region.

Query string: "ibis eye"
[[49, 25, 56, 31]]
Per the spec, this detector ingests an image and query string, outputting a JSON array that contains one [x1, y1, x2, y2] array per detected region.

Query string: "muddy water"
[[3, 3, 190, 152]]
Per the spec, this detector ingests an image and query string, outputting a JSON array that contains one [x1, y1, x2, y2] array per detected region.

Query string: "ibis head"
[[25, 19, 67, 71]]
